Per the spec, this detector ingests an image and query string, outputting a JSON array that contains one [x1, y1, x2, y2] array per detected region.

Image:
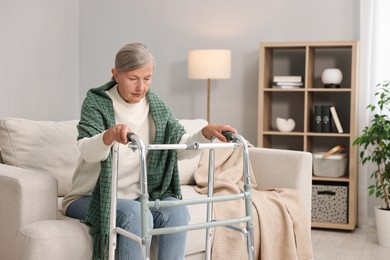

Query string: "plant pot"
[[374, 206, 390, 247]]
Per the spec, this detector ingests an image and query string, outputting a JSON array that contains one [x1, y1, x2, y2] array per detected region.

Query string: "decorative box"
[[312, 183, 348, 224]]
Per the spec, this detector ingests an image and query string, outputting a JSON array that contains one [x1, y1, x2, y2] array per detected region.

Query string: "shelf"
[[312, 176, 350, 182], [262, 131, 304, 136], [307, 132, 350, 137], [258, 41, 359, 230], [262, 132, 350, 137], [264, 88, 351, 92], [264, 88, 305, 92], [312, 222, 355, 230], [307, 88, 352, 92]]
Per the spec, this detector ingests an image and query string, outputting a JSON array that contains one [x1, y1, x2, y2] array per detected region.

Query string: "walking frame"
[[108, 131, 255, 260]]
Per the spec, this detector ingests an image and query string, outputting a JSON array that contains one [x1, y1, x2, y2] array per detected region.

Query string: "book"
[[313, 105, 322, 132], [273, 75, 302, 83], [321, 105, 331, 132], [272, 85, 302, 89], [330, 106, 344, 133], [273, 82, 303, 87]]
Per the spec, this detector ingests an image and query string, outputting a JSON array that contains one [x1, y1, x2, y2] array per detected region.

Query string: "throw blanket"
[[78, 80, 185, 260], [194, 146, 314, 260]]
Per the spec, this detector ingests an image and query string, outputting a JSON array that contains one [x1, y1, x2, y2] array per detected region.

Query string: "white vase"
[[374, 206, 390, 247], [321, 68, 343, 88]]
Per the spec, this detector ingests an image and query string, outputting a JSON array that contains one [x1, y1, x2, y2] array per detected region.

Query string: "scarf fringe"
[[91, 231, 109, 260]]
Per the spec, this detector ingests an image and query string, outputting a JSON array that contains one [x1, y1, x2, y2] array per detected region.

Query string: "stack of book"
[[272, 75, 303, 89], [313, 105, 344, 133]]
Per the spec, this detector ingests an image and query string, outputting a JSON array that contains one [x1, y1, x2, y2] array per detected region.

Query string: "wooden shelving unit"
[[257, 41, 359, 230]]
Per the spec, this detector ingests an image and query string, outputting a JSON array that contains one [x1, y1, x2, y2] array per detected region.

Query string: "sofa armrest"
[[249, 147, 312, 214], [0, 164, 58, 258]]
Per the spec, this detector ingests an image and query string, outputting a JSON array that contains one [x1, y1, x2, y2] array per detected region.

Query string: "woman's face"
[[112, 61, 153, 104]]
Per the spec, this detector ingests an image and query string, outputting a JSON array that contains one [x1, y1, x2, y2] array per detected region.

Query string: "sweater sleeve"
[[78, 131, 111, 162], [177, 130, 209, 160]]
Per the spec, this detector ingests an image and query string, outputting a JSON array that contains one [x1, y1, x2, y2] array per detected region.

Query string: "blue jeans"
[[66, 196, 189, 260]]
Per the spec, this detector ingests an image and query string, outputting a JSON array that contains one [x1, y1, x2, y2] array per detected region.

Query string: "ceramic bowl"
[[276, 117, 295, 132]]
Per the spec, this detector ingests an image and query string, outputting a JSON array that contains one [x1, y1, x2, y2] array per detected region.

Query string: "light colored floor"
[[311, 226, 390, 260]]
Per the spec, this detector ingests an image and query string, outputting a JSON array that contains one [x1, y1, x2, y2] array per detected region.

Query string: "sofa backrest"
[[0, 118, 207, 196], [0, 118, 80, 196]]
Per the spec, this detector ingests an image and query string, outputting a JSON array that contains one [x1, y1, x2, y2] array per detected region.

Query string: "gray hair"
[[112, 43, 154, 80]]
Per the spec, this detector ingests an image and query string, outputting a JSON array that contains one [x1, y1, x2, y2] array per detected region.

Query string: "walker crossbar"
[[147, 191, 249, 208], [108, 132, 255, 260], [114, 216, 251, 238], [129, 142, 240, 151]]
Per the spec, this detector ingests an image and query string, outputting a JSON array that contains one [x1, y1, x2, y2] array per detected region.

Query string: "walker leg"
[[141, 242, 150, 260], [109, 143, 120, 260], [205, 148, 215, 260]]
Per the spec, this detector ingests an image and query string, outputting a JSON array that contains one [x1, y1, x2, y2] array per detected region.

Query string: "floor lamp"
[[188, 49, 231, 123]]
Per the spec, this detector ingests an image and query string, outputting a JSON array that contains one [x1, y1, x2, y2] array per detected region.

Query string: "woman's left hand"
[[201, 124, 237, 142]]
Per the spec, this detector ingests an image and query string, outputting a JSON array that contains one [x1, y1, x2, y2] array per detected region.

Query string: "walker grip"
[[127, 132, 136, 143], [222, 131, 235, 141]]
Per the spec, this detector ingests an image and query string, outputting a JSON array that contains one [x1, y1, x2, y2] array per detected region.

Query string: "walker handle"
[[126, 132, 136, 143], [222, 131, 235, 141]]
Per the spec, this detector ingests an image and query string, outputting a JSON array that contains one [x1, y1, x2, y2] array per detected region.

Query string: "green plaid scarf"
[[78, 80, 185, 260]]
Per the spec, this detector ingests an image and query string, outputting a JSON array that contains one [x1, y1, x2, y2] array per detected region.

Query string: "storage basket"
[[312, 183, 348, 224], [313, 153, 347, 177], [313, 145, 347, 177]]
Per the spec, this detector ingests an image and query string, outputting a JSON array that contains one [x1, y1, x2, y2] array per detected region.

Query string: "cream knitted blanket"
[[194, 146, 313, 260]]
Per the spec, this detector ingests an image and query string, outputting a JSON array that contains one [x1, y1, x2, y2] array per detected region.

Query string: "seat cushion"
[[0, 118, 79, 196], [19, 218, 92, 260]]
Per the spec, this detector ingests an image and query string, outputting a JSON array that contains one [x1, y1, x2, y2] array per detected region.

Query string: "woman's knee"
[[65, 196, 91, 220], [164, 205, 190, 226], [154, 198, 190, 226], [116, 199, 153, 230], [176, 205, 190, 225]]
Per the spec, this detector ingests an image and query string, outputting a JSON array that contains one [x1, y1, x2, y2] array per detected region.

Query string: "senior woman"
[[62, 43, 236, 260]]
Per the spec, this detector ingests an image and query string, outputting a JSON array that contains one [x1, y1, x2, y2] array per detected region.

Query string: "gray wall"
[[0, 0, 79, 121]]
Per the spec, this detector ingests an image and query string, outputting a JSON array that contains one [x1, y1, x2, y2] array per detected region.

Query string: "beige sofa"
[[0, 118, 312, 260]]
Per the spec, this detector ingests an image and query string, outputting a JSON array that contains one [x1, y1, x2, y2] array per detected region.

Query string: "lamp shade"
[[188, 49, 231, 79]]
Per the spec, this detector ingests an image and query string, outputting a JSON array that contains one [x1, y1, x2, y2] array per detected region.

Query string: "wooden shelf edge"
[[307, 132, 350, 137], [261, 131, 304, 136], [312, 176, 350, 182], [261, 131, 350, 138], [311, 221, 356, 230], [260, 40, 358, 48], [263, 88, 352, 92], [263, 88, 305, 92]]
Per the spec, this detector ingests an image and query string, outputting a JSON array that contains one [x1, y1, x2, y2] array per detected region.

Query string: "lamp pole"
[[207, 78, 211, 123]]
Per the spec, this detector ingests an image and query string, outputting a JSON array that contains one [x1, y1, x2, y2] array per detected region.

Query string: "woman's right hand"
[[103, 124, 131, 145]]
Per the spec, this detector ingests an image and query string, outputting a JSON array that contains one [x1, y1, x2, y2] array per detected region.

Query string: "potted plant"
[[353, 80, 390, 246]]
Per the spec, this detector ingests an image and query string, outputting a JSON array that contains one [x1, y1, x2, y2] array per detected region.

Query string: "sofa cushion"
[[0, 118, 79, 196], [19, 218, 92, 260], [178, 119, 208, 185]]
